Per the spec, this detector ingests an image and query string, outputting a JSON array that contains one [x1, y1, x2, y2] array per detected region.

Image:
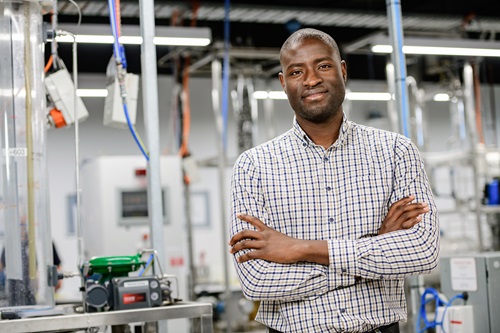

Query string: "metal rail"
[[0, 302, 213, 333]]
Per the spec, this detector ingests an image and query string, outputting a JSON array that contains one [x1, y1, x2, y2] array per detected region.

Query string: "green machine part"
[[84, 254, 146, 283]]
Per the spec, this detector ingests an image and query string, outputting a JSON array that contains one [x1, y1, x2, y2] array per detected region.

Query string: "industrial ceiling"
[[52, 0, 500, 82]]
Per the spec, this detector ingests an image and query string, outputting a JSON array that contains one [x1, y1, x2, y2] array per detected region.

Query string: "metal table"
[[0, 302, 213, 332]]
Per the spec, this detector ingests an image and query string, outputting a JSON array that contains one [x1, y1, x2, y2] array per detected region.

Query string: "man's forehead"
[[283, 39, 337, 60]]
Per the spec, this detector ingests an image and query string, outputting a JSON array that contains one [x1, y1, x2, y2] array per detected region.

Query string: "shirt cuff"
[[329, 238, 373, 270]]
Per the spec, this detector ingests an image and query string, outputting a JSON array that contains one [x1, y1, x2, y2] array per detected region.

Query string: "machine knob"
[[150, 291, 159, 301]]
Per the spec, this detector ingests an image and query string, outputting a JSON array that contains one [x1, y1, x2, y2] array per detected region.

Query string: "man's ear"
[[341, 60, 347, 83], [278, 72, 286, 92]]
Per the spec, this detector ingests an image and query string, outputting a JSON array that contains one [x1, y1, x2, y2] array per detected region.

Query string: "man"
[[228, 28, 439, 333]]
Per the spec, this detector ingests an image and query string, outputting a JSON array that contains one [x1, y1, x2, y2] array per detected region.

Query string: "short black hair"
[[279, 28, 341, 65]]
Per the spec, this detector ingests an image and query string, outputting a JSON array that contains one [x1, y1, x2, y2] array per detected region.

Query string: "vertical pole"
[[464, 62, 485, 251], [138, 1, 167, 332], [211, 58, 232, 333], [386, 0, 410, 138], [385, 62, 400, 133], [385, 3, 418, 333]]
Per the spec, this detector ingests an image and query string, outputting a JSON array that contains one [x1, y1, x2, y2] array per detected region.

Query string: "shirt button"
[[340, 308, 346, 313], [303, 142, 307, 147], [326, 186, 332, 191], [341, 268, 347, 273], [323, 157, 328, 162], [329, 218, 334, 222]]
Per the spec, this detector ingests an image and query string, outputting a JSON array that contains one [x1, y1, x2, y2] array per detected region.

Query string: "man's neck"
[[297, 114, 343, 149]]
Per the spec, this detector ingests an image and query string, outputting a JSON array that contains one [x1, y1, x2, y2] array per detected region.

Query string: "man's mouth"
[[303, 90, 326, 100]]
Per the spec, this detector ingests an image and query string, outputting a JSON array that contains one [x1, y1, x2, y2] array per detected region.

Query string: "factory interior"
[[1, 0, 500, 332]]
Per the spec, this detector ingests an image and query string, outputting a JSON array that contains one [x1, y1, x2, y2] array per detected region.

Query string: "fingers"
[[401, 215, 422, 229], [379, 197, 430, 235], [229, 229, 260, 246], [228, 213, 266, 247], [397, 202, 429, 219], [386, 195, 415, 219], [236, 213, 267, 231], [229, 238, 262, 254]]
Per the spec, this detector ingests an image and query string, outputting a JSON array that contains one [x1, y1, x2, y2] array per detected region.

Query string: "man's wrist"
[[299, 240, 329, 265]]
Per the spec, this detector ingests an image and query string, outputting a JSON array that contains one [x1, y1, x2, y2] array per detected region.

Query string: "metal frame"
[[0, 302, 213, 333]]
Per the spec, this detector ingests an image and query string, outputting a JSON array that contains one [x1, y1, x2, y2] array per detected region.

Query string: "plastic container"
[[0, 0, 55, 311]]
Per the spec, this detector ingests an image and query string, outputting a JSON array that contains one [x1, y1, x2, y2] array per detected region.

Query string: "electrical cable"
[[178, 2, 200, 184], [107, 0, 149, 160], [138, 253, 154, 277], [107, 0, 121, 64], [472, 62, 485, 144], [44, 55, 53, 73], [50, 3, 58, 70], [67, 0, 82, 27], [180, 58, 191, 157]]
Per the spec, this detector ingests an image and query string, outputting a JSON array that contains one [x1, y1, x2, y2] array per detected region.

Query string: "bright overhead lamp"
[[253, 91, 288, 100], [76, 89, 108, 97], [433, 93, 450, 102], [369, 35, 500, 57], [346, 92, 391, 101], [253, 91, 393, 101], [54, 24, 211, 47]]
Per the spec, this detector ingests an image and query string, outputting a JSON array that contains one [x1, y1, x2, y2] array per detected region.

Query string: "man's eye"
[[290, 71, 301, 76], [319, 64, 331, 69]]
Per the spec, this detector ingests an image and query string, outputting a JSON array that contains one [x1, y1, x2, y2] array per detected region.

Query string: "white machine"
[[440, 252, 500, 333], [80, 155, 188, 331]]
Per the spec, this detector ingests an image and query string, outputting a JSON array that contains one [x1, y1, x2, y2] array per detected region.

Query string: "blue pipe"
[[387, 0, 410, 138], [221, 0, 230, 152]]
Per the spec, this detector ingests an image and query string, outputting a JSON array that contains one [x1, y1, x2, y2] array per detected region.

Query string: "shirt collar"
[[292, 113, 350, 149]]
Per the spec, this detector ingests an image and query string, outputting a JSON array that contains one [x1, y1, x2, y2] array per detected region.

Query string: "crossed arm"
[[229, 195, 429, 265]]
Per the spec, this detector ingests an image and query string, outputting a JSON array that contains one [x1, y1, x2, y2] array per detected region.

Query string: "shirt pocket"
[[336, 162, 391, 239]]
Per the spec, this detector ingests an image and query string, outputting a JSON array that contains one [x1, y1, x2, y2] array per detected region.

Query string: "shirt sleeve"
[[328, 136, 440, 279], [230, 152, 355, 301]]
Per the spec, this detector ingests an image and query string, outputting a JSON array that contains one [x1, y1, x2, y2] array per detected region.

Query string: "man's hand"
[[229, 213, 328, 265], [379, 195, 429, 235], [229, 196, 428, 264]]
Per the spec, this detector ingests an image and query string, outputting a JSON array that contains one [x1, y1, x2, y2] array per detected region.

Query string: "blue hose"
[[417, 287, 466, 333], [107, 0, 122, 64], [108, 0, 149, 160]]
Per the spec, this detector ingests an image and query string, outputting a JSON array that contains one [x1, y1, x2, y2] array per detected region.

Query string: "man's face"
[[279, 38, 347, 124]]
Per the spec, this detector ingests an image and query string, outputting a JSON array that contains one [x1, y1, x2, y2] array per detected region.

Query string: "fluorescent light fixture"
[[76, 89, 108, 97], [433, 93, 450, 102], [253, 91, 287, 100], [268, 91, 288, 100], [346, 92, 391, 101], [56, 35, 114, 44], [254, 90, 392, 101], [253, 91, 269, 99], [54, 24, 211, 47], [369, 35, 500, 57]]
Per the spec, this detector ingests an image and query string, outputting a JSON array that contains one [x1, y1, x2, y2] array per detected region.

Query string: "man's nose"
[[303, 70, 322, 87]]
